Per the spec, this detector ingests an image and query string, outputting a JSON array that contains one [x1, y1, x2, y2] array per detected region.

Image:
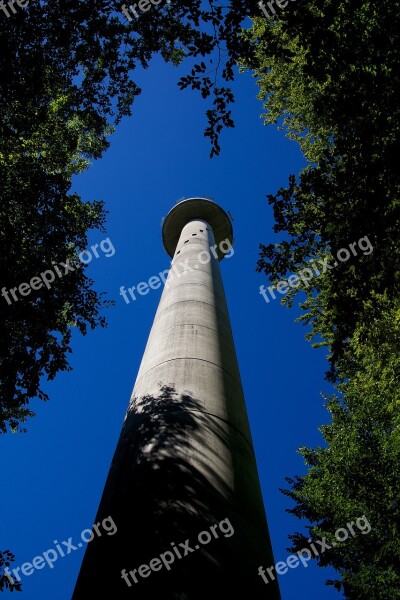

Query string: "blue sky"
[[1, 56, 341, 599]]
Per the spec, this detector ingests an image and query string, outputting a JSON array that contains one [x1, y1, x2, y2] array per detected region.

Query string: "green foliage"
[[246, 0, 400, 370], [283, 295, 400, 598], [0, 1, 265, 432], [0, 179, 110, 432], [242, 1, 400, 595], [243, 21, 332, 164], [0, 1, 264, 432], [1, 0, 258, 159]]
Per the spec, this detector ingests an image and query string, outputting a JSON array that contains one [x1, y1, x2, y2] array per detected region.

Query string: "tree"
[[282, 295, 400, 598], [243, 0, 400, 372], [241, 1, 400, 594], [1, 0, 261, 432]]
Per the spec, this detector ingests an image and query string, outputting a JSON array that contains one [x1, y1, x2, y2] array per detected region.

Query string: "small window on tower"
[[176, 250, 181, 254], [192, 233, 197, 236], [184, 240, 189, 243], [200, 229, 204, 232]]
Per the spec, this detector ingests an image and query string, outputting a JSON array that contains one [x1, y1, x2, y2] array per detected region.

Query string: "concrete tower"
[[73, 198, 280, 599]]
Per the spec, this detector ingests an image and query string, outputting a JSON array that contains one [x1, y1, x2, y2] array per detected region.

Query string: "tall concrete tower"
[[73, 198, 280, 599]]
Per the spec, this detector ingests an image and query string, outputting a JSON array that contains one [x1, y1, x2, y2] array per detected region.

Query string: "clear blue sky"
[[1, 56, 341, 599]]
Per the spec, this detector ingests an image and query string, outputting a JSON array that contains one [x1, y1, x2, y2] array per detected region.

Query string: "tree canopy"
[[245, 0, 400, 372], [242, 0, 400, 595], [283, 295, 400, 597], [1, 0, 399, 595], [1, 0, 260, 433]]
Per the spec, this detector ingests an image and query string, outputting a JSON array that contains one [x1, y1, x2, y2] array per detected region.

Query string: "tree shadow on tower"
[[72, 385, 280, 600]]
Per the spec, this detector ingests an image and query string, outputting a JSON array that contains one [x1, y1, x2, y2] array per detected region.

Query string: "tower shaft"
[[73, 200, 280, 599]]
